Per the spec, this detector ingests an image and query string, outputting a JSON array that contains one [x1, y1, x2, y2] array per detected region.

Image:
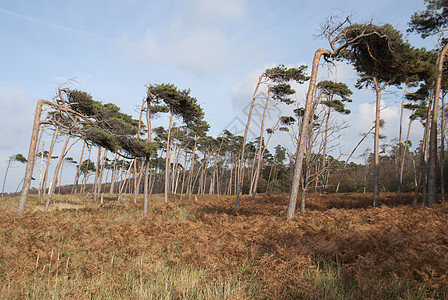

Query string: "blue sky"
[[0, 0, 435, 192]]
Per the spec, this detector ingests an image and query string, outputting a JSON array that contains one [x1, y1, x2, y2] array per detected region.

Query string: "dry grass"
[[0, 192, 447, 299]]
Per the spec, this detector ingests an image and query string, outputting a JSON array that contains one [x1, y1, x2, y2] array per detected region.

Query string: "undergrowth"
[[0, 192, 447, 299]]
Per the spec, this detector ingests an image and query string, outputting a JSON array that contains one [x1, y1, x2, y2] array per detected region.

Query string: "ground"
[[0, 192, 447, 299]]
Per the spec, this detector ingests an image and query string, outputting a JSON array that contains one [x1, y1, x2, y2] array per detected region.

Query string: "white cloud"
[[192, 0, 246, 21], [119, 30, 163, 62], [231, 67, 264, 108], [174, 29, 229, 73], [116, 0, 247, 75], [357, 100, 400, 132], [118, 27, 230, 75]]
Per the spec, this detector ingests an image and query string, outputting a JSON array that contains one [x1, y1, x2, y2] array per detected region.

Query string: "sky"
[[0, 0, 436, 193]]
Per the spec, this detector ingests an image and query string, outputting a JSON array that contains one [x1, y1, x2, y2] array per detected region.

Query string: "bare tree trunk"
[[187, 137, 198, 201], [41, 127, 59, 198], [143, 95, 152, 215], [44, 133, 71, 212], [372, 77, 384, 208], [413, 88, 433, 206], [72, 140, 86, 194], [143, 158, 149, 216], [109, 153, 118, 194], [428, 44, 448, 207], [118, 159, 135, 201], [180, 152, 189, 199], [164, 113, 174, 202], [335, 126, 374, 193], [17, 100, 44, 216], [251, 96, 270, 198], [58, 156, 65, 195], [93, 147, 102, 201], [287, 48, 330, 219], [1, 157, 12, 198], [228, 156, 234, 195], [81, 145, 92, 194], [399, 118, 413, 200], [441, 94, 446, 202], [236, 73, 266, 210], [38, 142, 45, 197], [97, 149, 108, 198], [134, 158, 145, 200], [319, 107, 331, 196], [34, 125, 45, 196], [397, 88, 406, 194]]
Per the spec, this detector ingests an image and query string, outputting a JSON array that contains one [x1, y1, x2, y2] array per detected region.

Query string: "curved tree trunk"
[[17, 100, 44, 216], [287, 48, 329, 219], [236, 73, 266, 211], [1, 158, 12, 198]]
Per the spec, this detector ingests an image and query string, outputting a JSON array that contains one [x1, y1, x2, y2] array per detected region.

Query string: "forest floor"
[[0, 192, 447, 299]]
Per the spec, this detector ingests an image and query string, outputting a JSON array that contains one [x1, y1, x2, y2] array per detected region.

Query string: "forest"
[[1, 0, 448, 299]]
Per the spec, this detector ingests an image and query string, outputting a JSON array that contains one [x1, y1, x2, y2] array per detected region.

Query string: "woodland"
[[1, 0, 448, 299]]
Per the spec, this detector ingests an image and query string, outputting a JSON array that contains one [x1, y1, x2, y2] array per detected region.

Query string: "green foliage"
[[265, 64, 310, 83], [151, 83, 209, 130], [78, 159, 96, 173], [65, 89, 153, 158], [317, 80, 353, 114], [12, 154, 27, 164], [270, 83, 296, 103], [344, 23, 434, 88], [408, 0, 448, 39]]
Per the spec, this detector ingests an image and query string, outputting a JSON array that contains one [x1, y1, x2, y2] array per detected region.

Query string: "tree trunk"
[[287, 48, 330, 219], [372, 77, 384, 208], [41, 126, 59, 198], [38, 142, 45, 197], [164, 113, 175, 202], [236, 73, 266, 210], [118, 159, 135, 201], [44, 133, 71, 212], [81, 145, 92, 194], [441, 93, 446, 202], [1, 158, 12, 198], [72, 140, 86, 194], [251, 95, 270, 198], [428, 43, 448, 207], [335, 125, 375, 193], [397, 88, 406, 194], [97, 149, 108, 198], [17, 100, 44, 216], [413, 87, 433, 205], [398, 118, 413, 200], [35, 125, 45, 196], [93, 147, 102, 201], [319, 107, 331, 196], [143, 95, 152, 214], [180, 152, 189, 199], [187, 137, 198, 201], [143, 158, 149, 216], [109, 153, 118, 194]]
